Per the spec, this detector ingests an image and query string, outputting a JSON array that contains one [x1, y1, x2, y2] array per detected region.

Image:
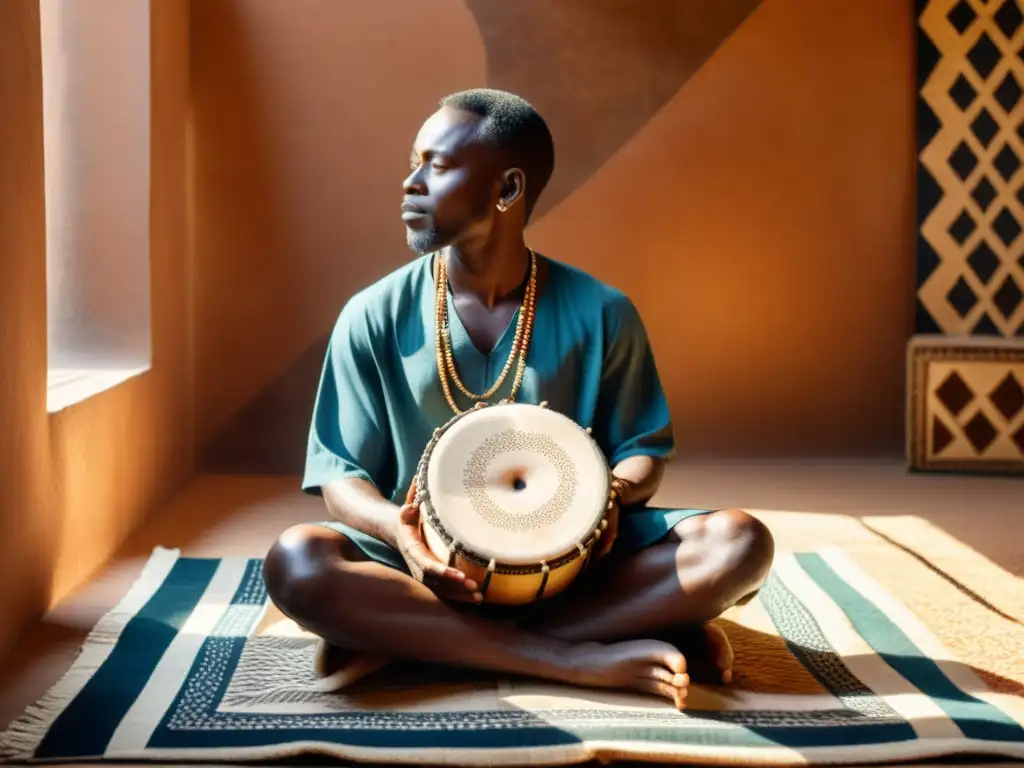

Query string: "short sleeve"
[[301, 303, 391, 496], [593, 295, 676, 466]]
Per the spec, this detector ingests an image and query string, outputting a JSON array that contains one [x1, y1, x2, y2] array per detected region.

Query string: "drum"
[[414, 401, 612, 606]]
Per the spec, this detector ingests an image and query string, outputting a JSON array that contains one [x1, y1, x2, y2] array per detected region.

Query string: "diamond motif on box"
[[935, 369, 975, 415], [917, 0, 1024, 337], [990, 370, 1024, 418], [963, 411, 999, 450], [931, 416, 955, 454], [907, 335, 1024, 474]]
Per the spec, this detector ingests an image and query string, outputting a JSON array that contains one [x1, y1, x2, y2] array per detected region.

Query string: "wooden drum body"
[[415, 402, 611, 606]]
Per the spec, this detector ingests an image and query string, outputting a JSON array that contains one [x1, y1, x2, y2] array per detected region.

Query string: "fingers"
[[425, 579, 483, 603], [398, 501, 420, 526], [594, 504, 619, 560], [404, 544, 481, 601], [431, 583, 484, 604], [396, 512, 483, 601], [633, 677, 688, 711], [594, 528, 618, 560], [418, 556, 478, 592], [405, 478, 418, 506]]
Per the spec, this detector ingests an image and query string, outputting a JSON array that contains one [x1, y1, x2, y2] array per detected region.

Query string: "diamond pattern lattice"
[[918, 0, 1024, 337], [907, 335, 1024, 474]]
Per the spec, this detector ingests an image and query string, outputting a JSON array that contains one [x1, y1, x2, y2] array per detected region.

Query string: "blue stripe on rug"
[[795, 553, 1024, 743], [137, 560, 914, 752], [34, 558, 219, 759], [229, 559, 267, 606]]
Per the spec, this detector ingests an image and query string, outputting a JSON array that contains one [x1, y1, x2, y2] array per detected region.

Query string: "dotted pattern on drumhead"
[[462, 429, 578, 532]]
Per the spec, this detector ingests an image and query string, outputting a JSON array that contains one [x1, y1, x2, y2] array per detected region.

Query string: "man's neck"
[[441, 240, 530, 308]]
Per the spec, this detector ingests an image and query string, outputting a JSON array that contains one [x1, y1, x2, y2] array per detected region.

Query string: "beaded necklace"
[[434, 249, 538, 415]]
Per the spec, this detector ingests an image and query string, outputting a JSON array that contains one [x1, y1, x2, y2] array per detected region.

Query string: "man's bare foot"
[[569, 639, 690, 710], [314, 637, 347, 677], [313, 638, 389, 690], [704, 622, 734, 684], [656, 622, 734, 684]]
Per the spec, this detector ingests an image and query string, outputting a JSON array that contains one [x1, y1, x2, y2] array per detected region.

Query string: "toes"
[[659, 648, 687, 676], [705, 623, 735, 684], [634, 678, 687, 710], [647, 666, 673, 685], [646, 666, 690, 691]]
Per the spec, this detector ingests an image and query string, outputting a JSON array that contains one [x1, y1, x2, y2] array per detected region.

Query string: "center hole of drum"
[[501, 469, 528, 492]]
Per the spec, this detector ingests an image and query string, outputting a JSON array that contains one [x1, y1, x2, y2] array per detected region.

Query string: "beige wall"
[[193, 0, 916, 472], [0, 0, 917, 652], [0, 0, 193, 657]]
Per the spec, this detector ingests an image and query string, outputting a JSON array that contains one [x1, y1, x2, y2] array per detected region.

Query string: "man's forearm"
[[610, 454, 666, 507], [321, 478, 402, 548]]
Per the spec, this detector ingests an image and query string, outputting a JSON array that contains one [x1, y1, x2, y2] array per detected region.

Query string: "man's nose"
[[403, 166, 427, 195]]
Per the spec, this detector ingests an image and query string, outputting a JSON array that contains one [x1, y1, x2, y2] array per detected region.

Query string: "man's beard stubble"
[[406, 226, 445, 256], [407, 195, 492, 256]]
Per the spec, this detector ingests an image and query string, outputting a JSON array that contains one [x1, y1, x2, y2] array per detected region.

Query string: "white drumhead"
[[424, 403, 610, 564]]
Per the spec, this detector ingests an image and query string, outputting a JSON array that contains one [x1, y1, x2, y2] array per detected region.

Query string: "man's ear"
[[497, 168, 526, 211]]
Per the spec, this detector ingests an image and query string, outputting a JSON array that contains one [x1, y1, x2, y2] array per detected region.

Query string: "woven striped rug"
[[1, 542, 1022, 765]]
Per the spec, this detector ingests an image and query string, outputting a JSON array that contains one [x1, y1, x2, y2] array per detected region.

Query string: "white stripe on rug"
[[819, 547, 1024, 731], [0, 547, 181, 761], [771, 552, 962, 741], [105, 555, 253, 755]]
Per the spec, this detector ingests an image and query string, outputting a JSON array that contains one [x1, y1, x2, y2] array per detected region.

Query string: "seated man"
[[264, 88, 774, 710]]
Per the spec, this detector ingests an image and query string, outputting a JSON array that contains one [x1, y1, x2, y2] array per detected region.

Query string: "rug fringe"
[[0, 546, 182, 761]]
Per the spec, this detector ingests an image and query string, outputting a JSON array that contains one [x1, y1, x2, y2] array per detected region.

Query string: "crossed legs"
[[263, 509, 774, 708]]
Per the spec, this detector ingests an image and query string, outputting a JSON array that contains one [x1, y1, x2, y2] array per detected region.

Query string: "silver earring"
[[496, 201, 508, 212]]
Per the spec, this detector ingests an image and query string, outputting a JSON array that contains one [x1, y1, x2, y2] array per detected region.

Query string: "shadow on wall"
[[466, 0, 764, 220], [201, 0, 763, 475], [192, 0, 302, 473]]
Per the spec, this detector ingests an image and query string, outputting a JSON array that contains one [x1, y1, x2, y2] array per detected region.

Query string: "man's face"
[[402, 107, 500, 255]]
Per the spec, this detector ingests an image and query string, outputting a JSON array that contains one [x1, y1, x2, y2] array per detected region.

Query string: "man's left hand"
[[594, 495, 620, 560]]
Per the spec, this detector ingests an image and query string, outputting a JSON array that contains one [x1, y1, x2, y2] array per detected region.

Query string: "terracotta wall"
[[0, 0, 193, 657], [192, 0, 917, 474]]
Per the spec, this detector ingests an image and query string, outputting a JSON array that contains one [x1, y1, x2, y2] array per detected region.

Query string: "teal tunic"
[[302, 252, 708, 570]]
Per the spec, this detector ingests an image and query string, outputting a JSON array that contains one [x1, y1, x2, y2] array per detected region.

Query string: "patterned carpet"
[[0, 514, 1022, 765]]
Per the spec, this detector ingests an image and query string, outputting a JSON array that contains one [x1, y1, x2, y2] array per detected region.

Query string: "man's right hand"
[[394, 500, 483, 604]]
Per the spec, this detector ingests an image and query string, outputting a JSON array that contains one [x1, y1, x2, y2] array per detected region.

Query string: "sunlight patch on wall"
[[40, 0, 152, 412]]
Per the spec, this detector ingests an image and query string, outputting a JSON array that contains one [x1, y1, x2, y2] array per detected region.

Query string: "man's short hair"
[[439, 88, 555, 220]]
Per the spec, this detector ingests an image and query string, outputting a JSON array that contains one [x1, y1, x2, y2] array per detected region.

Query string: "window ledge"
[[47, 366, 149, 413]]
